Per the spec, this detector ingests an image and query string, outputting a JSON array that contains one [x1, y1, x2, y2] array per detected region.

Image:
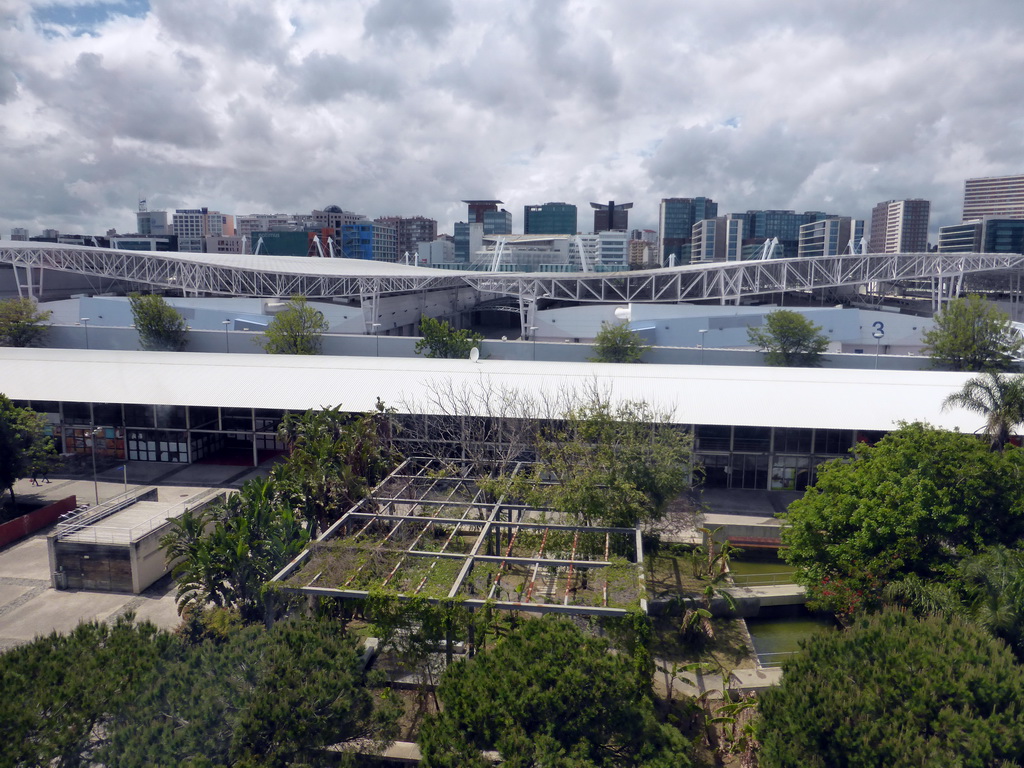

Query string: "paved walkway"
[[0, 460, 268, 652]]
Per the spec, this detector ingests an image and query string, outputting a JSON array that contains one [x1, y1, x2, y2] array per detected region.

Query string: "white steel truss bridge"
[[0, 243, 467, 299], [2, 244, 1023, 309], [462, 252, 1024, 306]]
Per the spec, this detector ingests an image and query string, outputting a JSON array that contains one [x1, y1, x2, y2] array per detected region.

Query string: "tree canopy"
[[922, 294, 1023, 371], [589, 320, 651, 363], [758, 609, 1024, 768], [0, 615, 398, 767], [509, 397, 693, 528], [128, 293, 189, 351], [415, 315, 484, 359], [0, 296, 51, 347], [781, 422, 1024, 616], [0, 394, 58, 507], [259, 296, 329, 355], [747, 310, 829, 367], [419, 617, 692, 768], [943, 371, 1024, 449]]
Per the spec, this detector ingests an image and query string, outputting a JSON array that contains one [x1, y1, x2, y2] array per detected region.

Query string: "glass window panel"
[[774, 428, 813, 454], [92, 403, 122, 426], [221, 408, 253, 431], [189, 406, 219, 430], [155, 405, 187, 430], [124, 404, 155, 428], [63, 402, 92, 425], [696, 424, 731, 452], [733, 426, 771, 452]]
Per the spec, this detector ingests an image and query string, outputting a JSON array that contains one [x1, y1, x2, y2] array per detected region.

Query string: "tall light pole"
[[89, 426, 102, 505], [372, 323, 382, 356], [222, 319, 231, 353], [529, 326, 538, 361], [80, 318, 90, 350], [873, 328, 885, 369], [698, 329, 708, 365]]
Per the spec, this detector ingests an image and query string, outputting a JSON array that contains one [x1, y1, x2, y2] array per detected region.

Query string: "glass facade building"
[[659, 197, 718, 266], [524, 202, 578, 235]]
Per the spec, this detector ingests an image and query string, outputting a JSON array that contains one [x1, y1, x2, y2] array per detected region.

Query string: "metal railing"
[[756, 651, 797, 668], [729, 571, 798, 587], [55, 497, 191, 545]]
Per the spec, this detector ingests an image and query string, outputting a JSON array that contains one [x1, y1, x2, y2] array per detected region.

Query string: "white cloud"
[[2, 0, 1023, 241]]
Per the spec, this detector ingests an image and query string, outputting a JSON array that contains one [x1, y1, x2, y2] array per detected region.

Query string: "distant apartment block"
[[963, 174, 1024, 221], [374, 216, 438, 260], [314, 205, 366, 230], [659, 197, 717, 265], [172, 208, 234, 253], [524, 202, 577, 235], [9, 227, 28, 241], [868, 199, 930, 253]]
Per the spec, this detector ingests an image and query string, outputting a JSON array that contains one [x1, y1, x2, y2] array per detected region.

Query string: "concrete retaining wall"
[[0, 495, 77, 549]]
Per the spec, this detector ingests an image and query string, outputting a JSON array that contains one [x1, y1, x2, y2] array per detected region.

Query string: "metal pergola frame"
[[271, 457, 648, 617]]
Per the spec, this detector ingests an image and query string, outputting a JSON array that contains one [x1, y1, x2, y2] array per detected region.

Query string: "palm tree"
[[942, 371, 1024, 450]]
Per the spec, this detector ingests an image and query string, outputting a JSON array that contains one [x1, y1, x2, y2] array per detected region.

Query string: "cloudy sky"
[[2, 0, 1023, 242]]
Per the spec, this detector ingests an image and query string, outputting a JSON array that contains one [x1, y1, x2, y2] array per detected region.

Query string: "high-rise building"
[[939, 218, 1024, 254], [727, 210, 832, 257], [372, 221, 398, 263], [963, 174, 1024, 221], [9, 227, 28, 241], [340, 222, 374, 260], [136, 203, 169, 237], [374, 216, 438, 260], [314, 205, 365, 230], [172, 208, 233, 252], [798, 218, 865, 259], [868, 199, 930, 253], [454, 221, 484, 263], [463, 200, 502, 224], [591, 200, 632, 233], [524, 202, 578, 235], [658, 197, 717, 265], [483, 208, 512, 235]]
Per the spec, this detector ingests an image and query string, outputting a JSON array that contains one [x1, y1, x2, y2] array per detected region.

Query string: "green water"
[[746, 614, 835, 657]]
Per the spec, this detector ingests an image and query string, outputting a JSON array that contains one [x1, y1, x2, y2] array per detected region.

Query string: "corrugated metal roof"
[[0, 348, 983, 434]]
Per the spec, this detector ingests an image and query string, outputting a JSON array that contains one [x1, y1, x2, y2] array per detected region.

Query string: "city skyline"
[[2, 1, 1023, 241]]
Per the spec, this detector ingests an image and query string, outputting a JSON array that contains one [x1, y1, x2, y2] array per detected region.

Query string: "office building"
[[463, 200, 502, 224], [963, 174, 1024, 221], [136, 204, 169, 237], [340, 223, 374, 260], [524, 202, 578, 235], [10, 228, 28, 241], [939, 218, 1024, 255], [483, 208, 512, 235], [372, 221, 399, 263], [868, 199, 930, 253], [727, 210, 832, 257], [591, 201, 632, 233], [659, 197, 718, 265], [172, 208, 234, 253], [799, 218, 865, 259], [314, 205, 366, 230]]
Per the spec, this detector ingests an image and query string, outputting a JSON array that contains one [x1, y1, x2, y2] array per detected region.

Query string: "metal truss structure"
[[463, 252, 1024, 305], [0, 243, 465, 299], [273, 457, 646, 618], [3, 244, 1024, 309]]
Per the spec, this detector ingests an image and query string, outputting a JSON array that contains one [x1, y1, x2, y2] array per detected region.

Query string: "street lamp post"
[[529, 326, 538, 361], [80, 318, 90, 350], [873, 328, 885, 369], [89, 426, 102, 505], [372, 323, 382, 356], [698, 329, 708, 365], [222, 320, 231, 353]]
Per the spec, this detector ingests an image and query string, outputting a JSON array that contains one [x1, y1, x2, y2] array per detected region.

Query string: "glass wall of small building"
[[16, 401, 286, 465], [17, 400, 879, 488]]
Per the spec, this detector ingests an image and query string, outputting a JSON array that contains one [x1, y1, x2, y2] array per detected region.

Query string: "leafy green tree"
[[943, 370, 1024, 449], [511, 397, 693, 528], [162, 476, 310, 622], [0, 296, 51, 347], [747, 309, 829, 367], [0, 615, 398, 767], [782, 422, 1024, 616], [259, 296, 329, 355], [589, 320, 651, 363], [922, 293, 1024, 371], [272, 402, 400, 536], [128, 293, 189, 351], [414, 315, 483, 359], [419, 617, 692, 768], [758, 609, 1024, 768], [0, 394, 58, 506]]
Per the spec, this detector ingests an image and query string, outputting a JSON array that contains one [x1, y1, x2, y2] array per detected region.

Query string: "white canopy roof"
[[0, 348, 984, 435]]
